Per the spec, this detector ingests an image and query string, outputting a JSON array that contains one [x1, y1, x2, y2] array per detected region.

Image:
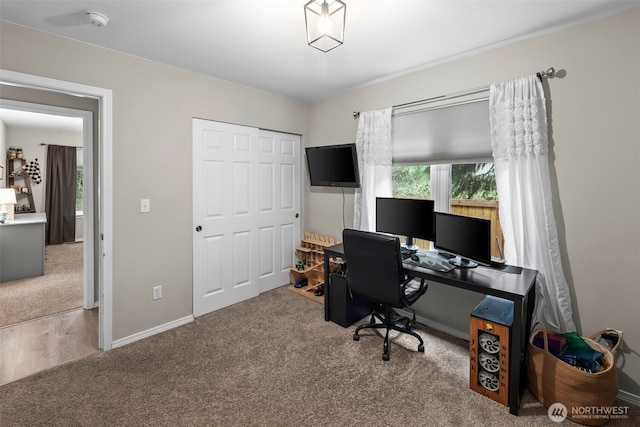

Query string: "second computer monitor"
[[376, 197, 435, 249], [434, 212, 492, 268]]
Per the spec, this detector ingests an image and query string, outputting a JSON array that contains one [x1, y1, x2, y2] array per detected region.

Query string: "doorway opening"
[[0, 69, 113, 353], [0, 101, 95, 309]]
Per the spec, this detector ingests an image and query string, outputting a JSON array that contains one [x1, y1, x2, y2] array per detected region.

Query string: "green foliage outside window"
[[451, 163, 497, 201], [392, 165, 430, 198], [392, 163, 497, 201]]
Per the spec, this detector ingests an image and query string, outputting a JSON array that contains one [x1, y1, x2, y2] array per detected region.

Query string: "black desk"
[[323, 243, 537, 416]]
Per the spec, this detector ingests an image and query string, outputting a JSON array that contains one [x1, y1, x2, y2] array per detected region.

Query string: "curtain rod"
[[39, 143, 82, 149], [352, 67, 556, 119]]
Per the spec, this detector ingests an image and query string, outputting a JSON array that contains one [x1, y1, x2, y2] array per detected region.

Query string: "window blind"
[[391, 99, 491, 165]]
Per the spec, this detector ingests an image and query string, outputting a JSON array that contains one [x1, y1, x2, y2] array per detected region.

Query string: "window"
[[76, 147, 83, 215], [392, 162, 503, 257], [390, 97, 504, 257], [450, 162, 502, 258], [392, 163, 498, 203], [76, 167, 83, 213]]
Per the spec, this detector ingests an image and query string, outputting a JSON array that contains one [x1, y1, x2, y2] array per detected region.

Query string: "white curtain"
[[489, 76, 576, 333], [353, 107, 393, 231]]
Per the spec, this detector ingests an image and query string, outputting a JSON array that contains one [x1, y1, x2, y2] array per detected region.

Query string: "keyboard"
[[404, 251, 455, 272]]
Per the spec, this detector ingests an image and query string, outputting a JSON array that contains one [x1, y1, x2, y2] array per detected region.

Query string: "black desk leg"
[[509, 296, 524, 416], [524, 285, 536, 348], [323, 253, 331, 321]]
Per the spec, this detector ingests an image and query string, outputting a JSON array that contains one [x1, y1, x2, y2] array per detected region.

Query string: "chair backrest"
[[342, 229, 406, 307]]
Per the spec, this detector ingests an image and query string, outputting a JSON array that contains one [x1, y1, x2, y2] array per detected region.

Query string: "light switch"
[[140, 198, 150, 213]]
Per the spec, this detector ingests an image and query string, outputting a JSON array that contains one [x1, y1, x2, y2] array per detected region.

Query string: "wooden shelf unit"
[[6, 155, 36, 214], [288, 230, 341, 304]]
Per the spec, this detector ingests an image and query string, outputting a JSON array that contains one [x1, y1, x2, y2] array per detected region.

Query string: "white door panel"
[[280, 223, 295, 272], [193, 120, 299, 317], [257, 130, 300, 293]]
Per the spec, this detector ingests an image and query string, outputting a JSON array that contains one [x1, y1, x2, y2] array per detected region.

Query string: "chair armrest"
[[401, 276, 428, 306]]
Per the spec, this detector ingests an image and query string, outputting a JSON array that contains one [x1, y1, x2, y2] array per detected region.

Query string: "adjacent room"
[[0, 105, 99, 385], [0, 1, 638, 425]]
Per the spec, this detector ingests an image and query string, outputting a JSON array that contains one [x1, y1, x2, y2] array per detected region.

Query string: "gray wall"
[[0, 20, 310, 341], [304, 9, 640, 397]]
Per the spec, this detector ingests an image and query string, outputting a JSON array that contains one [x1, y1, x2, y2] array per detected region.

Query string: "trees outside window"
[[392, 162, 503, 256]]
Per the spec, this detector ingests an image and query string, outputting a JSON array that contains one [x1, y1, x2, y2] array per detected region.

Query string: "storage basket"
[[527, 322, 622, 426]]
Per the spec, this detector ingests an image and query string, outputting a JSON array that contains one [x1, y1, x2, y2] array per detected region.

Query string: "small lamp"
[[304, 0, 346, 53], [0, 188, 18, 223]]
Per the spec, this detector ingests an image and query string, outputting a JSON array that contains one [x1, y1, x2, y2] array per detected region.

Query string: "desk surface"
[[325, 243, 536, 301], [0, 212, 47, 226]]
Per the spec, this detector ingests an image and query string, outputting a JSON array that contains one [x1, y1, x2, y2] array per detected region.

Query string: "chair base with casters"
[[353, 304, 424, 361]]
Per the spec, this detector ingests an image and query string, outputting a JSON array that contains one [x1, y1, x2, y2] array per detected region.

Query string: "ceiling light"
[[304, 0, 346, 53], [84, 10, 109, 28]]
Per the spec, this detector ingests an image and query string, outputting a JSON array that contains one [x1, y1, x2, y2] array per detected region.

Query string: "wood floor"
[[0, 307, 100, 386]]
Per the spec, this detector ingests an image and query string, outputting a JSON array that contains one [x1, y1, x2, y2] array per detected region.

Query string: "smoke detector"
[[84, 10, 109, 28]]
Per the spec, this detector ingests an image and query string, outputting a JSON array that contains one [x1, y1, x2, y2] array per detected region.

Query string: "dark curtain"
[[45, 145, 77, 244]]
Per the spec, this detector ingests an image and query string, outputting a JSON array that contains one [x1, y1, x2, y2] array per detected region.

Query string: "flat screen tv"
[[434, 212, 492, 268], [305, 143, 360, 188], [376, 197, 435, 249]]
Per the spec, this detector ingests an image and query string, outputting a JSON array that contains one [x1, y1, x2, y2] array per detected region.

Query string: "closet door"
[[192, 119, 300, 317], [257, 130, 300, 293]]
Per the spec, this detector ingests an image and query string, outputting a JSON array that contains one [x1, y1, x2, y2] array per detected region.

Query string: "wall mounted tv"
[[305, 143, 360, 188]]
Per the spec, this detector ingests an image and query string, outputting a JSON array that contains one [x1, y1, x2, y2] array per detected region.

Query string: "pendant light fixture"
[[304, 0, 347, 53]]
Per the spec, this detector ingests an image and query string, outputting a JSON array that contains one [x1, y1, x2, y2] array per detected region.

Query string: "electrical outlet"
[[153, 285, 162, 300]]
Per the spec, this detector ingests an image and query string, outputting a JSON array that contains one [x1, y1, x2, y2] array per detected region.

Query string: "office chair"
[[342, 229, 428, 361]]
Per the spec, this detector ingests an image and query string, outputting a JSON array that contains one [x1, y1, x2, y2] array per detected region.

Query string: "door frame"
[[0, 69, 114, 350], [0, 99, 95, 308]]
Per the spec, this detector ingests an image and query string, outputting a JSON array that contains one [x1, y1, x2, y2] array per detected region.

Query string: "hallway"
[[0, 307, 99, 386]]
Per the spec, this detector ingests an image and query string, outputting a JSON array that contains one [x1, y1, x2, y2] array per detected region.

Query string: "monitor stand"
[[404, 236, 419, 251], [449, 256, 478, 268]]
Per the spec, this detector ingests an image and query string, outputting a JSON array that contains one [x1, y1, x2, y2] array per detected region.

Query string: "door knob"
[[295, 213, 299, 218], [195, 226, 202, 232]]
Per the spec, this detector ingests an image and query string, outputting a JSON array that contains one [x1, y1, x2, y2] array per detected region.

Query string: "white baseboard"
[[395, 309, 469, 341], [111, 314, 194, 349], [618, 389, 640, 406]]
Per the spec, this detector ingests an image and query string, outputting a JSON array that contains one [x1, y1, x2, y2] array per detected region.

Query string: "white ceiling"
[[1, 0, 638, 104], [0, 108, 83, 133]]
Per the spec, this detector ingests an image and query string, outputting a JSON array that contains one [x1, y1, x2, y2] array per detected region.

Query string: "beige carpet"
[[0, 286, 637, 426], [0, 242, 83, 327]]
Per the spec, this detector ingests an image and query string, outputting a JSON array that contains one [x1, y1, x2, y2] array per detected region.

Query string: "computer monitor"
[[434, 212, 492, 268], [305, 143, 360, 188], [375, 197, 435, 249]]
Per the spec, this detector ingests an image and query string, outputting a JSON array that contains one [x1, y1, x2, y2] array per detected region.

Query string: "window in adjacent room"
[[76, 157, 83, 215]]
